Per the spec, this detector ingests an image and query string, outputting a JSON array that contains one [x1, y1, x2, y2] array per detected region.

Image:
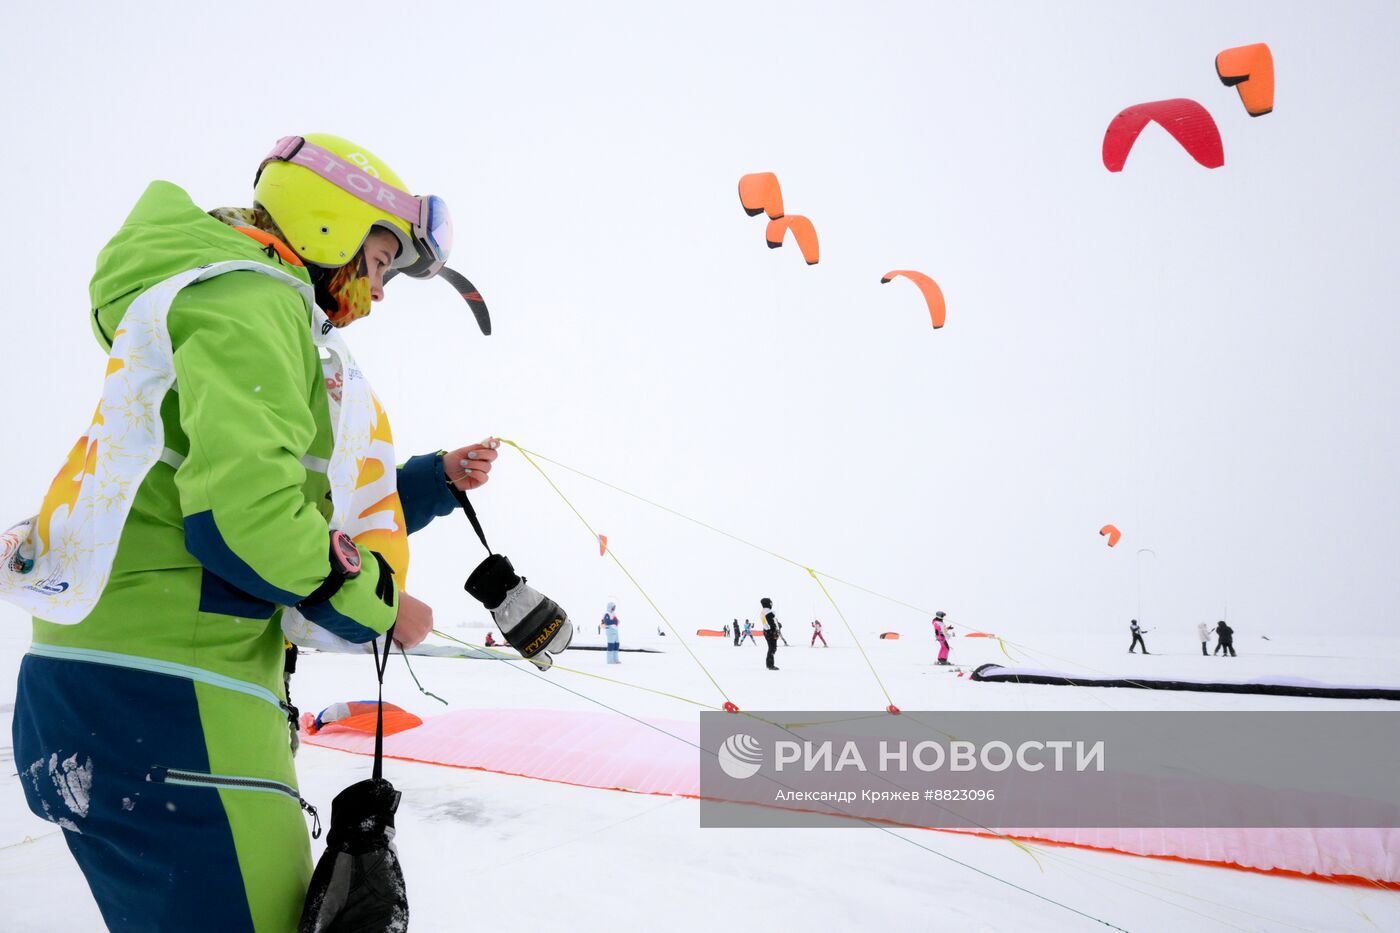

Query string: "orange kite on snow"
[[1216, 43, 1274, 117], [300, 701, 422, 737]]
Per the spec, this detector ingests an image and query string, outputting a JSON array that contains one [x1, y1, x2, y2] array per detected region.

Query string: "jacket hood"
[[88, 181, 311, 351]]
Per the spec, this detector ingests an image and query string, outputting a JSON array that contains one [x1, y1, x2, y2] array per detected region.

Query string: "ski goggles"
[[259, 136, 453, 279]]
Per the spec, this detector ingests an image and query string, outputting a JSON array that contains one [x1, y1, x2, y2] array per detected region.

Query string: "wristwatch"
[[299, 530, 361, 609]]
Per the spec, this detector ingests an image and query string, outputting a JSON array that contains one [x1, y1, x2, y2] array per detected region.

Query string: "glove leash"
[[448, 484, 491, 555], [370, 624, 395, 782]]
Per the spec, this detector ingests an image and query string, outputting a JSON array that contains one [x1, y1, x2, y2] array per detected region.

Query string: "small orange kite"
[[765, 215, 819, 264], [880, 270, 946, 329], [738, 172, 785, 219], [1216, 43, 1274, 117]]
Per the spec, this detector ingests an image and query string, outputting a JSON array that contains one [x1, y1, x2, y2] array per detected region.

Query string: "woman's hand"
[[393, 591, 435, 649], [446, 437, 500, 491]]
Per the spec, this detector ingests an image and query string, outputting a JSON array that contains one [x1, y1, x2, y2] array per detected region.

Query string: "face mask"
[[315, 253, 373, 328]]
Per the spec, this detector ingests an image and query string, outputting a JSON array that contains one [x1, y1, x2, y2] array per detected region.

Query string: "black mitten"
[[299, 778, 407, 933], [465, 554, 573, 670]]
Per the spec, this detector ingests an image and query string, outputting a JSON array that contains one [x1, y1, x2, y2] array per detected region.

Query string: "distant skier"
[[1129, 619, 1149, 654], [740, 619, 757, 645], [933, 612, 952, 665], [1197, 621, 1209, 656], [602, 601, 621, 664], [1216, 620, 1236, 657], [811, 619, 828, 647], [732, 619, 742, 646], [760, 598, 780, 670]]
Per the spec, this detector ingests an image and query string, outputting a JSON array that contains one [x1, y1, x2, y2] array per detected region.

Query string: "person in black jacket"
[[732, 618, 742, 646], [761, 597, 780, 670], [1216, 620, 1236, 657], [1128, 619, 1149, 654]]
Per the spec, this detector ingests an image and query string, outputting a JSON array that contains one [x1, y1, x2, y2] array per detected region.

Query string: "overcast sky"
[[1, 1, 1396, 644]]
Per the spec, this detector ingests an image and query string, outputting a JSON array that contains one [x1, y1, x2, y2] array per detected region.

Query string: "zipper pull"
[[301, 797, 322, 839]]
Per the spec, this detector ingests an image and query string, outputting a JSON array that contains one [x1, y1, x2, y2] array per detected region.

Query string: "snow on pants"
[[13, 653, 313, 932], [606, 628, 620, 663]]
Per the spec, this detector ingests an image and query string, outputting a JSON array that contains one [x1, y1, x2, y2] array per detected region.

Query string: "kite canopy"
[[880, 270, 946, 329], [300, 701, 423, 737], [738, 172, 785, 219], [1102, 99, 1224, 172], [1216, 43, 1275, 116], [1099, 524, 1122, 547], [765, 215, 820, 264], [304, 708, 1400, 887], [971, 664, 1400, 701]]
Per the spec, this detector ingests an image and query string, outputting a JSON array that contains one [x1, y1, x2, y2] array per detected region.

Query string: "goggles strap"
[[260, 136, 422, 227]]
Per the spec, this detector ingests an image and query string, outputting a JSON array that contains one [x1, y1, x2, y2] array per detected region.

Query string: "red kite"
[[1102, 99, 1224, 172], [1100, 524, 1122, 547]]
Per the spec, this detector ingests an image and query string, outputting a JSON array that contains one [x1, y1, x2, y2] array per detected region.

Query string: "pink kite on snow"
[[303, 708, 1399, 887]]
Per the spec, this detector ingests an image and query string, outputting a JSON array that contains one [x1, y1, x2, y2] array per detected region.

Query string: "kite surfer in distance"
[[1129, 619, 1149, 654]]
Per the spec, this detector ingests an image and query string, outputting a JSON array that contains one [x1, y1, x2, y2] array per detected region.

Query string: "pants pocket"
[[147, 766, 321, 838]]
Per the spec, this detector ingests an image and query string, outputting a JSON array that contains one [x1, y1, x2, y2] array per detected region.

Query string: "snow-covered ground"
[[2, 616, 1397, 932]]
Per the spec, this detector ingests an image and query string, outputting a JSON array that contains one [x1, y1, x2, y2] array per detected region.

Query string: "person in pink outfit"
[[933, 611, 951, 665]]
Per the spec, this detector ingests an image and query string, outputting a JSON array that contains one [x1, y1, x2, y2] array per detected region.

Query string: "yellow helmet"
[[254, 133, 416, 269]]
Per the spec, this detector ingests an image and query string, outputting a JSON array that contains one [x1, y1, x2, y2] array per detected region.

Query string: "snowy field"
[[1, 0, 1397, 930], [3, 612, 1397, 933]]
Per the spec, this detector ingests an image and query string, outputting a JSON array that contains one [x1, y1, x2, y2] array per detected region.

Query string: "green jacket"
[[33, 181, 455, 697]]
